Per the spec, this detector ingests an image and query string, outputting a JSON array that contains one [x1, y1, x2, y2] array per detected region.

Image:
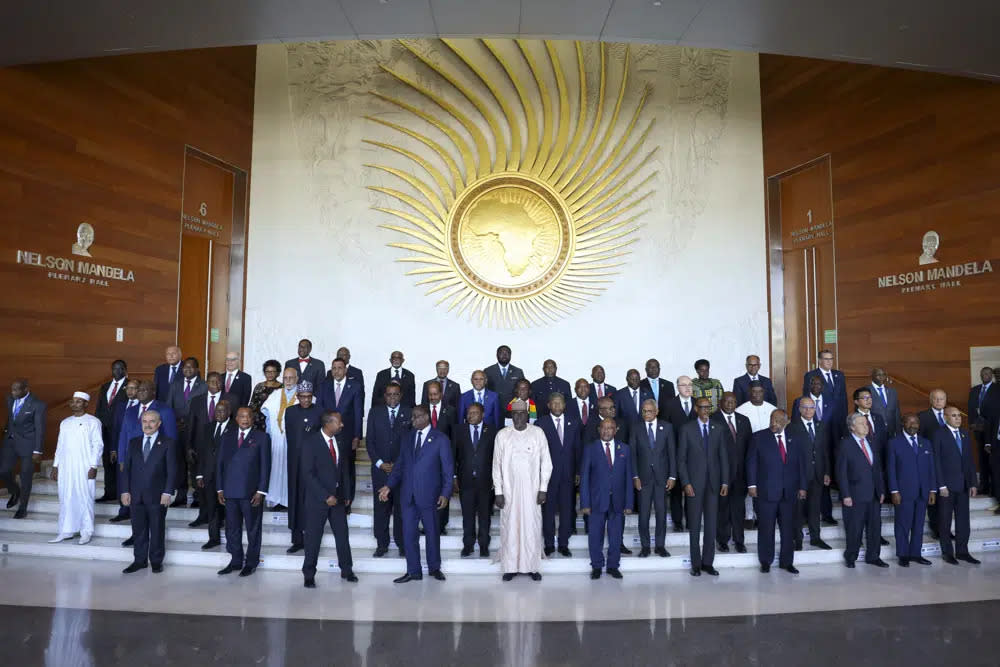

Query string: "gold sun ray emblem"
[[365, 39, 658, 328]]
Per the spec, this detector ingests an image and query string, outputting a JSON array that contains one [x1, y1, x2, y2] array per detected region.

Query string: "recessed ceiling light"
[[653, 1, 662, 6]]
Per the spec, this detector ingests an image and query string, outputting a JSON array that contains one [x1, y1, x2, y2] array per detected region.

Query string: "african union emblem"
[[366, 40, 657, 327]]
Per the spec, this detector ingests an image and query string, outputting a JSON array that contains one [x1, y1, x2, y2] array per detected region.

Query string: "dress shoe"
[[638, 547, 650, 558], [48, 533, 72, 543], [717, 542, 730, 553], [781, 565, 799, 574], [558, 547, 572, 557], [942, 555, 959, 565], [97, 495, 116, 503], [590, 568, 601, 579], [429, 570, 446, 581], [502, 573, 517, 582], [865, 558, 889, 568], [690, 567, 701, 577], [760, 564, 770, 573], [620, 544, 632, 555], [810, 539, 832, 550], [673, 526, 684, 533], [239, 566, 256, 577], [394, 573, 422, 583], [734, 544, 747, 553], [845, 560, 856, 569], [304, 577, 316, 589], [898, 557, 910, 567], [607, 568, 623, 579], [544, 546, 555, 556], [529, 572, 542, 581], [190, 499, 200, 509], [342, 572, 359, 582], [188, 519, 206, 528], [398, 549, 406, 558], [122, 561, 148, 574], [271, 504, 286, 512], [480, 548, 490, 558], [169, 498, 187, 508], [461, 547, 473, 557], [78, 534, 92, 545], [286, 544, 304, 554], [957, 554, 981, 564], [109, 515, 129, 523], [373, 547, 388, 558], [793, 542, 802, 552], [217, 564, 241, 575], [655, 546, 670, 557], [6, 490, 20, 508], [929, 529, 940, 541], [879, 536, 890, 546], [822, 517, 838, 526], [201, 540, 221, 550], [912, 556, 932, 565], [151, 564, 163, 573], [701, 565, 719, 576], [121, 537, 134, 547], [13, 509, 26, 519], [439, 527, 447, 536]]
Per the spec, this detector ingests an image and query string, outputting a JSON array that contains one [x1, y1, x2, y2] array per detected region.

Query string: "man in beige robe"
[[493, 399, 552, 581]]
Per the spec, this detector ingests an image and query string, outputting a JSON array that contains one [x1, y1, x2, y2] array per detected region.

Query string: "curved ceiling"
[[2, 0, 998, 79]]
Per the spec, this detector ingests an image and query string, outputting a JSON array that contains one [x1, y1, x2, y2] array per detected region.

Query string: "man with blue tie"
[[379, 404, 453, 583], [153, 345, 183, 402], [458, 370, 501, 430], [639, 359, 676, 418], [678, 398, 729, 577], [917, 389, 949, 540], [454, 403, 496, 558], [888, 413, 936, 567], [969, 367, 998, 496], [580, 417, 634, 579], [785, 396, 832, 550], [539, 393, 582, 557], [216, 406, 271, 577], [2, 379, 46, 519], [732, 355, 778, 407], [484, 345, 525, 413], [747, 409, 807, 574], [318, 358, 364, 505], [933, 406, 980, 565], [121, 410, 176, 574], [802, 349, 848, 437], [837, 413, 888, 569], [868, 368, 902, 438], [630, 399, 676, 557], [614, 369, 652, 426], [366, 382, 410, 557]]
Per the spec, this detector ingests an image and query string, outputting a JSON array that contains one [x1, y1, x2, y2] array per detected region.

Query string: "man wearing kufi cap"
[[49, 391, 104, 544]]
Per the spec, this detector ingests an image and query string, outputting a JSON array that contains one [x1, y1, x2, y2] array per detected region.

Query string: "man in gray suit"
[[677, 397, 729, 577], [2, 379, 47, 518], [483, 345, 526, 414], [868, 368, 902, 438], [629, 399, 676, 557]]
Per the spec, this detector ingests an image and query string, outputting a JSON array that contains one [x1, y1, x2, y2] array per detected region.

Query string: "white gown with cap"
[[53, 414, 103, 537]]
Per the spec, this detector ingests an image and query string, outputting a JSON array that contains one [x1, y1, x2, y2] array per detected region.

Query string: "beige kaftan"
[[492, 424, 552, 573]]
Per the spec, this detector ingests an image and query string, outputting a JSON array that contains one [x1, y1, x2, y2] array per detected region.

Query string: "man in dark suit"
[[837, 413, 888, 569], [580, 417, 634, 579], [221, 351, 253, 408], [733, 354, 778, 407], [531, 360, 572, 418], [589, 365, 616, 403], [969, 367, 999, 495], [712, 392, 752, 553], [372, 350, 416, 409], [988, 409, 1000, 512], [2, 379, 46, 518], [96, 359, 129, 502], [318, 358, 364, 504], [111, 379, 139, 471], [792, 374, 838, 438], [379, 404, 453, 583], [538, 393, 582, 557], [852, 387, 892, 548], [367, 382, 410, 557], [283, 382, 323, 554], [216, 406, 271, 577], [337, 346, 366, 408], [153, 345, 183, 402], [665, 376, 697, 531], [747, 409, 807, 573], [934, 406, 981, 565], [868, 367, 902, 439], [567, 378, 596, 427], [802, 349, 848, 431], [301, 410, 357, 588], [285, 339, 326, 388], [786, 396, 832, 550], [187, 372, 226, 526], [121, 409, 177, 574], [640, 359, 676, 418], [630, 398, 675, 557], [423, 381, 457, 532], [421, 360, 461, 413], [166, 357, 207, 507], [918, 388, 949, 539], [484, 345, 525, 412], [583, 397, 631, 449], [193, 398, 233, 550], [888, 413, 937, 566], [454, 402, 496, 557], [614, 369, 653, 426], [458, 370, 501, 430], [677, 398, 729, 577]]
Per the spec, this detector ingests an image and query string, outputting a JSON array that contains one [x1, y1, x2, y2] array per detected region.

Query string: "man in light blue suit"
[[458, 370, 501, 430], [580, 417, 634, 580], [887, 413, 936, 567], [380, 404, 453, 583]]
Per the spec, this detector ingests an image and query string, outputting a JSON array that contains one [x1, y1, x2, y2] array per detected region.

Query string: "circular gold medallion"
[[449, 174, 574, 299]]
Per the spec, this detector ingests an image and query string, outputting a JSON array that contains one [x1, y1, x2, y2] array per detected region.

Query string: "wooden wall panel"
[[0, 47, 255, 456], [761, 54, 1000, 416]]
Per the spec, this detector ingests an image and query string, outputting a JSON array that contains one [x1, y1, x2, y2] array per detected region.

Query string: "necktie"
[[936, 411, 944, 426], [816, 399, 823, 421], [684, 400, 690, 415], [501, 367, 507, 380], [650, 381, 659, 403], [865, 415, 873, 438], [415, 430, 423, 455], [214, 423, 222, 439], [581, 401, 588, 425], [825, 371, 833, 386], [431, 404, 438, 428], [328, 437, 337, 464], [226, 373, 234, 392], [632, 390, 639, 413], [648, 422, 655, 449], [140, 404, 147, 422], [109, 381, 119, 401], [184, 379, 192, 400], [394, 369, 400, 380], [807, 421, 815, 441], [12, 398, 22, 418], [209, 394, 216, 416], [605, 442, 613, 468], [859, 438, 872, 465], [168, 365, 177, 383], [477, 391, 483, 404], [701, 422, 709, 451], [556, 417, 563, 445], [910, 435, 918, 453], [727, 414, 737, 440], [954, 430, 962, 453], [389, 408, 396, 428], [440, 378, 447, 394], [980, 385, 987, 412], [777, 433, 786, 464], [143, 436, 152, 461], [598, 384, 604, 398], [877, 386, 887, 406], [473, 425, 480, 449], [335, 381, 343, 405], [238, 431, 245, 448]]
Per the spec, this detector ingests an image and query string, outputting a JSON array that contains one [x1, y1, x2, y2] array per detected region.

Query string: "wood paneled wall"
[[0, 47, 255, 454], [761, 54, 1000, 414]]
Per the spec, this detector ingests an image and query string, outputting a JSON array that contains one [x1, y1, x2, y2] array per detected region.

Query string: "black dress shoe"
[[793, 542, 802, 552], [690, 567, 701, 576], [218, 564, 241, 575], [879, 536, 890, 546], [590, 568, 601, 579], [655, 546, 670, 557], [529, 572, 542, 581], [929, 530, 940, 541], [272, 504, 286, 512], [190, 499, 200, 509], [865, 558, 889, 568], [957, 554, 981, 564], [238, 566, 256, 577], [810, 539, 832, 550], [845, 560, 856, 569], [304, 577, 316, 589], [607, 568, 623, 579], [544, 546, 555, 556], [109, 515, 129, 523], [781, 565, 799, 574], [912, 557, 932, 565], [97, 495, 115, 503], [151, 564, 163, 573], [169, 498, 187, 508], [558, 547, 572, 557], [942, 555, 959, 565], [734, 544, 747, 553], [372, 547, 387, 558], [638, 547, 650, 558], [701, 565, 719, 576], [822, 517, 838, 526], [480, 548, 490, 558], [461, 547, 473, 557], [674, 526, 685, 533], [188, 519, 206, 528], [342, 572, 359, 582], [398, 549, 406, 558], [717, 542, 730, 553], [502, 573, 517, 582], [760, 564, 770, 573], [121, 537, 134, 547], [13, 509, 26, 519], [394, 573, 422, 583], [286, 544, 304, 554], [201, 540, 221, 550], [6, 491, 20, 508], [439, 527, 447, 536], [619, 544, 632, 555], [429, 570, 446, 581], [122, 561, 147, 574], [898, 557, 910, 567]]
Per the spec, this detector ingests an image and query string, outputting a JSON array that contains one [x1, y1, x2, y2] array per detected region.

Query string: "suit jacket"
[[629, 418, 675, 486], [676, 418, 729, 496], [531, 376, 573, 418], [867, 384, 902, 438], [4, 393, 46, 456], [639, 378, 676, 418], [802, 368, 848, 426], [887, 433, 937, 502], [423, 401, 457, 441], [365, 404, 412, 488], [285, 357, 326, 389], [154, 362, 183, 403], [454, 422, 496, 490], [613, 386, 654, 425], [458, 388, 502, 431], [918, 408, 947, 440], [579, 439, 634, 514], [711, 410, 753, 488], [111, 399, 134, 457], [420, 377, 461, 414], [122, 433, 177, 504], [582, 415, 630, 447], [317, 376, 364, 440], [221, 370, 253, 408], [372, 367, 417, 409], [117, 401, 177, 462], [665, 395, 698, 441], [933, 428, 976, 493], [785, 418, 829, 484], [732, 374, 778, 407], [969, 382, 1000, 428], [791, 393, 838, 433], [346, 365, 366, 407], [188, 393, 226, 446], [484, 363, 526, 412], [566, 395, 597, 426], [746, 429, 807, 503], [538, 413, 583, 481], [588, 382, 617, 402], [852, 411, 888, 464], [96, 378, 129, 450], [195, 419, 234, 484], [836, 435, 884, 502], [167, 375, 207, 439], [216, 428, 271, 499], [386, 427, 454, 508], [301, 430, 352, 506]]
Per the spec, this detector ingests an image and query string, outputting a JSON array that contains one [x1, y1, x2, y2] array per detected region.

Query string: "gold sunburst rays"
[[365, 39, 658, 328]]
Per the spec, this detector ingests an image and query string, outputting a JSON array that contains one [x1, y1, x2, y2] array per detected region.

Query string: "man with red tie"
[[285, 339, 325, 389], [589, 365, 617, 404], [837, 412, 888, 569], [221, 351, 252, 408], [568, 379, 595, 426], [96, 360, 129, 502], [423, 381, 456, 533]]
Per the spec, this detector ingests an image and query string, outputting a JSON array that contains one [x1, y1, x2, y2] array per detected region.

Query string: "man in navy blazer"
[[216, 407, 271, 577], [786, 396, 832, 550], [221, 351, 253, 408], [116, 381, 176, 531], [867, 368, 902, 439], [851, 389, 890, 509], [300, 411, 357, 588], [458, 370, 501, 430], [95, 360, 129, 502], [337, 346, 366, 409], [747, 410, 807, 573], [733, 354, 778, 407], [379, 404, 453, 583], [629, 399, 676, 557], [2, 379, 46, 518], [421, 360, 462, 413], [837, 413, 888, 568], [166, 357, 207, 506], [318, 358, 364, 503], [121, 410, 177, 574], [454, 403, 496, 557], [366, 383, 411, 557], [589, 365, 617, 403], [566, 378, 596, 426], [580, 417, 634, 579], [372, 351, 417, 409], [969, 367, 999, 495], [933, 406, 980, 564], [802, 349, 847, 433], [639, 359, 676, 417], [154, 345, 184, 402], [614, 369, 653, 426], [888, 414, 937, 566], [286, 339, 326, 388], [538, 394, 582, 557]]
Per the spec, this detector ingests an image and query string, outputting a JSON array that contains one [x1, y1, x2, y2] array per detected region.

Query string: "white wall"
[[245, 40, 768, 406]]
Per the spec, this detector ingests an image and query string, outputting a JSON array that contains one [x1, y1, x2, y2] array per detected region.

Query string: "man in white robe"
[[736, 383, 778, 434], [493, 399, 552, 581], [50, 391, 103, 544], [261, 366, 299, 509]]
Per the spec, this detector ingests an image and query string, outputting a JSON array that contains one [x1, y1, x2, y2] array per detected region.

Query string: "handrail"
[[842, 371, 968, 418]]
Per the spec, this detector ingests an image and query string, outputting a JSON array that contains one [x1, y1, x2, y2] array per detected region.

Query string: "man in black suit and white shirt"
[[711, 392, 752, 553], [484, 345, 525, 412], [372, 350, 417, 409], [732, 354, 778, 407], [786, 395, 832, 550], [665, 376, 697, 531], [221, 351, 253, 408], [167, 357, 207, 507], [589, 365, 616, 403], [96, 360, 129, 502], [2, 379, 46, 518], [286, 339, 326, 389], [421, 360, 461, 413], [454, 403, 496, 557], [969, 367, 999, 496], [337, 346, 366, 409], [918, 388, 949, 539]]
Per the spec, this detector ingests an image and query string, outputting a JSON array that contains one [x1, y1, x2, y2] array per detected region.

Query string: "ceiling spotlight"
[[653, 1, 662, 5]]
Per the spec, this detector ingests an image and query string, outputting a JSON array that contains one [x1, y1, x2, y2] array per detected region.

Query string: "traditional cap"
[[510, 398, 528, 412], [296, 381, 314, 393], [73, 391, 91, 401]]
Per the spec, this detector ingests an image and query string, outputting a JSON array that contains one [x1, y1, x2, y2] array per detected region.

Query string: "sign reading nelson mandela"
[[15, 223, 136, 288], [876, 230, 993, 294]]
